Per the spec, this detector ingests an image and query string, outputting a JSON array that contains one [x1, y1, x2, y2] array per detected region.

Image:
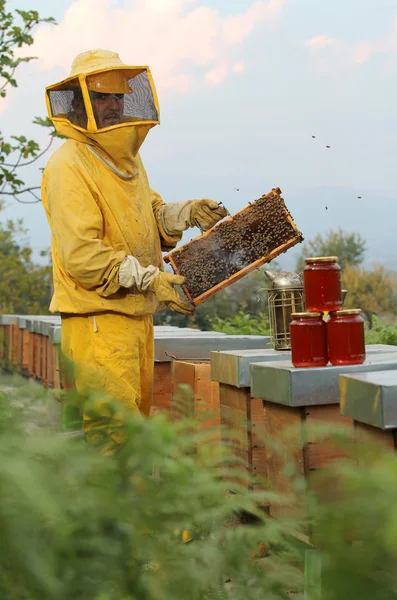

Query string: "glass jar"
[[327, 309, 365, 366], [304, 256, 342, 313], [290, 312, 328, 368]]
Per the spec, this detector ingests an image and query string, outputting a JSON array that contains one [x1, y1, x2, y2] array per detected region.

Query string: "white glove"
[[158, 200, 195, 236], [118, 256, 159, 290], [118, 256, 194, 315]]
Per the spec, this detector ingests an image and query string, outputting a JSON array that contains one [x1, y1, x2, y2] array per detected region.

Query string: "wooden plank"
[[264, 401, 305, 519], [11, 323, 18, 367], [303, 405, 355, 520], [171, 361, 214, 423], [53, 344, 61, 391], [0, 325, 5, 362], [17, 326, 24, 371], [171, 361, 221, 448], [249, 397, 268, 493], [354, 421, 395, 469], [3, 325, 10, 363], [151, 362, 172, 416], [304, 405, 354, 471], [28, 332, 35, 376], [46, 338, 54, 388], [193, 363, 222, 459], [171, 361, 196, 420], [219, 383, 251, 490], [354, 421, 395, 449], [194, 363, 221, 431], [21, 329, 30, 373], [41, 336, 49, 387], [35, 334, 45, 381], [33, 333, 41, 379]]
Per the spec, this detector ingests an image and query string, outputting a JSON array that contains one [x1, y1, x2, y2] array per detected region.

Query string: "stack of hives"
[[0, 315, 271, 436]]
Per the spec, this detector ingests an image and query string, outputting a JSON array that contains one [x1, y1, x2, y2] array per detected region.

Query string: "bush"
[[209, 309, 270, 336], [0, 378, 302, 600], [365, 316, 397, 346], [4, 376, 397, 598]]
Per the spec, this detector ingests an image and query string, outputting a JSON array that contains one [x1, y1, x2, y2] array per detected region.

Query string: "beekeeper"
[[42, 49, 227, 433]]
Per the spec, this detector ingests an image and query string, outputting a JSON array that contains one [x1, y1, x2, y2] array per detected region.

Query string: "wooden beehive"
[[164, 187, 303, 305]]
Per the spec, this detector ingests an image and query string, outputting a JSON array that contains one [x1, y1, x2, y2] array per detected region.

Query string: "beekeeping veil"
[[45, 49, 160, 177]]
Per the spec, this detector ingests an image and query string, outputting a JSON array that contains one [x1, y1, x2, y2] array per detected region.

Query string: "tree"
[[342, 263, 397, 328], [295, 229, 366, 273], [0, 0, 57, 204], [0, 2, 56, 314], [0, 219, 52, 313]]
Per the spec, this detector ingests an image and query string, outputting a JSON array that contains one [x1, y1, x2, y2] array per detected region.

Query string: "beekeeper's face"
[[90, 91, 125, 128]]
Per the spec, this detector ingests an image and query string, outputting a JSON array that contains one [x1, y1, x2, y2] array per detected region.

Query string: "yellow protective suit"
[[42, 49, 181, 426]]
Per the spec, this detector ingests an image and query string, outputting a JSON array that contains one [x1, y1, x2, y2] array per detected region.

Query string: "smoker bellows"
[[164, 188, 304, 305]]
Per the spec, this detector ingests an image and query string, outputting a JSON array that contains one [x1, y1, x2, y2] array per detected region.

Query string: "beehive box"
[[164, 188, 303, 305]]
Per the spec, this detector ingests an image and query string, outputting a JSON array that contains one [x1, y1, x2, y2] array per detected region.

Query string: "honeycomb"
[[164, 188, 304, 304]]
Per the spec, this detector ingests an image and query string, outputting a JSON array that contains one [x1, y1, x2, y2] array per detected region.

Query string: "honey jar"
[[327, 309, 365, 366], [304, 256, 342, 313], [290, 312, 328, 368]]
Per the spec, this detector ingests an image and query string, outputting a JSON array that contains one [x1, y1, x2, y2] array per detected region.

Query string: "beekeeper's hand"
[[149, 272, 195, 315], [190, 199, 227, 232], [158, 199, 228, 236], [119, 256, 194, 315]]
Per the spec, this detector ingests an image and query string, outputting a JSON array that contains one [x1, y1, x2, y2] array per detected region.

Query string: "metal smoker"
[[264, 269, 305, 351]]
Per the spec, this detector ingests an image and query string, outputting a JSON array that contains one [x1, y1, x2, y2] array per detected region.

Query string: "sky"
[[2, 0, 397, 272]]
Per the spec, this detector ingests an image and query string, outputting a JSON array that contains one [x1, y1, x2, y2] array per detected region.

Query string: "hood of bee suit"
[[45, 49, 160, 178]]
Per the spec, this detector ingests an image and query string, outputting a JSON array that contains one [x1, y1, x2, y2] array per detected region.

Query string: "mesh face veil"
[[45, 50, 160, 173], [46, 68, 159, 132]]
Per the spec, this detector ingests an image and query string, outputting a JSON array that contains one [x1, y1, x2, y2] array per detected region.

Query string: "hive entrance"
[[164, 188, 304, 305]]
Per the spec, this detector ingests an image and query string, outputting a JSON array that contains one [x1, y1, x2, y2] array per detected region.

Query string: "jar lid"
[[330, 309, 362, 316], [305, 256, 338, 263], [291, 312, 323, 318]]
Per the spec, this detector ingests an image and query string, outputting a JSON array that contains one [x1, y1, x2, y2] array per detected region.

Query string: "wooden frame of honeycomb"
[[164, 188, 304, 306]]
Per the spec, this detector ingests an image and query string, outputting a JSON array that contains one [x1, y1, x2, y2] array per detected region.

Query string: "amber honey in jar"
[[290, 312, 328, 368], [304, 256, 342, 313], [327, 309, 365, 366]]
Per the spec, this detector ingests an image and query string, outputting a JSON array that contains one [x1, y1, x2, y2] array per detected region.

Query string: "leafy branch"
[[0, 0, 57, 204]]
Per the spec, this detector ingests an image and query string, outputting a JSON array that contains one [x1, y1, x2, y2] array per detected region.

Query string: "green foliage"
[[0, 218, 52, 313], [295, 229, 366, 272], [5, 375, 397, 597], [0, 2, 55, 314], [209, 308, 270, 335], [365, 316, 397, 346], [0, 0, 55, 98], [0, 1, 57, 204], [0, 379, 304, 600], [343, 263, 397, 329], [310, 449, 397, 600]]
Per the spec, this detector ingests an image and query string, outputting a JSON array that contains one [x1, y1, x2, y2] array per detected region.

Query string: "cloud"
[[232, 61, 245, 74], [27, 0, 288, 94], [305, 35, 337, 50], [305, 18, 397, 72]]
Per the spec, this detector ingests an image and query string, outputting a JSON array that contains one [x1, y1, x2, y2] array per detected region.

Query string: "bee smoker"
[[264, 269, 305, 351]]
